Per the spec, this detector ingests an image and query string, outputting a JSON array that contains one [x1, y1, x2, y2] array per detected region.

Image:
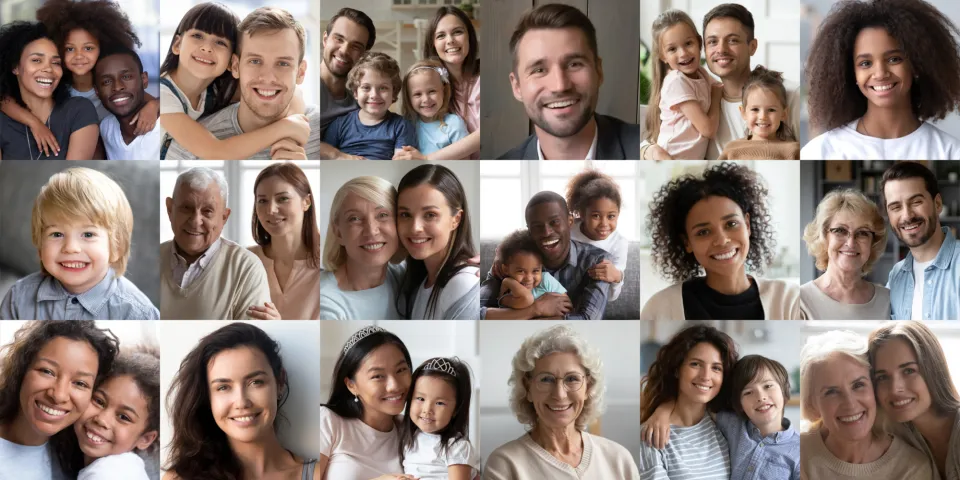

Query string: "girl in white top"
[[802, 0, 960, 160], [399, 358, 480, 480], [646, 10, 723, 160]]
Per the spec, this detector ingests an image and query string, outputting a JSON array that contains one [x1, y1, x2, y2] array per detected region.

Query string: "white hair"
[[508, 325, 605, 431], [174, 167, 229, 205], [799, 330, 871, 428]]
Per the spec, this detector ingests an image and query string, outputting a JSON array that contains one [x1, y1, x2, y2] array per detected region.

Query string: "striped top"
[[639, 413, 731, 480]]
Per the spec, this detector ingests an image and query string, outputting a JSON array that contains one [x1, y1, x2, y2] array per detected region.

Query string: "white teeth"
[[361, 243, 385, 250], [903, 223, 920, 231], [711, 250, 737, 260], [542, 239, 560, 247], [193, 56, 215, 65], [38, 403, 66, 416], [871, 84, 894, 91], [86, 430, 107, 443], [715, 58, 732, 66], [410, 238, 429, 244], [384, 395, 402, 401], [694, 384, 711, 392], [548, 405, 571, 411], [839, 412, 865, 423], [233, 415, 256, 422], [60, 262, 86, 269], [445, 47, 461, 54], [839, 251, 858, 256], [546, 100, 576, 109], [756, 404, 773, 412], [256, 89, 278, 97], [36, 78, 54, 86], [893, 398, 913, 407]]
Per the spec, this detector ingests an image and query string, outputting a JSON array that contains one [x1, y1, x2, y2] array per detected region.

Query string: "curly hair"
[[564, 169, 622, 219], [742, 66, 796, 142], [498, 229, 542, 266], [646, 162, 775, 284], [805, 0, 960, 133], [0, 21, 71, 108], [803, 189, 886, 274], [640, 324, 739, 422], [347, 52, 402, 103]]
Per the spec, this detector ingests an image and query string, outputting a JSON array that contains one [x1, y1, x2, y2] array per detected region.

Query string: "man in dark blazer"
[[498, 4, 640, 160]]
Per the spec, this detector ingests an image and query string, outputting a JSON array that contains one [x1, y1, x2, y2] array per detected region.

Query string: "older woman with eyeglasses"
[[801, 189, 891, 320], [483, 325, 639, 480]]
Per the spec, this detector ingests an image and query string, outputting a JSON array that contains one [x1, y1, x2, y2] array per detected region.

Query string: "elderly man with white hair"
[[483, 324, 639, 479], [160, 167, 272, 319], [799, 330, 931, 480]]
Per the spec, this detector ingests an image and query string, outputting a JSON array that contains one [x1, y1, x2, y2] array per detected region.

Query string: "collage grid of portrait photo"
[[0, 1, 959, 480]]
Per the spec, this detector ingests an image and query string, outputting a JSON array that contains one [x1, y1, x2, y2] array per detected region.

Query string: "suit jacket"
[[497, 113, 641, 160]]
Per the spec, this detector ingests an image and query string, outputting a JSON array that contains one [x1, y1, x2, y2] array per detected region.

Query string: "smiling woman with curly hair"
[[801, 0, 960, 159], [640, 162, 804, 320]]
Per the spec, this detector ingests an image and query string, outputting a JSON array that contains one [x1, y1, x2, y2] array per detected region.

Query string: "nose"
[[269, 201, 279, 215], [411, 216, 425, 233], [891, 374, 906, 393], [547, 66, 573, 93], [62, 234, 81, 253], [48, 377, 70, 404], [711, 229, 730, 246], [91, 409, 110, 428], [362, 216, 380, 235], [386, 375, 402, 394], [551, 381, 569, 399]]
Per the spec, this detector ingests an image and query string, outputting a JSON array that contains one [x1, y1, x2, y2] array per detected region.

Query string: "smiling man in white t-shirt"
[[94, 46, 162, 160]]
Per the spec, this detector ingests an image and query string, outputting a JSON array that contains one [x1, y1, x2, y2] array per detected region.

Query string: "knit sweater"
[[160, 239, 271, 320], [799, 429, 932, 480], [640, 277, 806, 320], [718, 139, 800, 160], [483, 432, 639, 480], [893, 407, 960, 480]]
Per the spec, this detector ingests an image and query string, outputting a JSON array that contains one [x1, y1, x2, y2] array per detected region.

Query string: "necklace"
[[25, 116, 52, 160], [858, 117, 871, 137]]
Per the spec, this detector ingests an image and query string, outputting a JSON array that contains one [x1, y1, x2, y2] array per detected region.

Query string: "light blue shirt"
[[715, 411, 800, 480], [0, 269, 158, 320], [416, 114, 468, 155], [319, 263, 406, 320], [886, 227, 960, 320], [531, 271, 567, 299]]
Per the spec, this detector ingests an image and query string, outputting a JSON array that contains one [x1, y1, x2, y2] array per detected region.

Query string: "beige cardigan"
[[639, 277, 805, 320], [800, 429, 932, 480], [483, 432, 639, 480]]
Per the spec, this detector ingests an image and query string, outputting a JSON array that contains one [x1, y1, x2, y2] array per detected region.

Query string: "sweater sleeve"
[[481, 448, 515, 480], [232, 251, 272, 320]]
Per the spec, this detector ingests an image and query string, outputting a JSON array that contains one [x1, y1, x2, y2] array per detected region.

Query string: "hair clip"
[[423, 357, 458, 377], [412, 65, 450, 84], [343, 326, 386, 354]]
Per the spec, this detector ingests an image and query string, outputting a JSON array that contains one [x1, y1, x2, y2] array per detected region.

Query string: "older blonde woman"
[[483, 325, 639, 479], [800, 330, 931, 480], [801, 189, 890, 320]]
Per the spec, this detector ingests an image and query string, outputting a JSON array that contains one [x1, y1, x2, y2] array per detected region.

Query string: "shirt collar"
[[171, 237, 222, 269], [565, 239, 580, 268], [748, 416, 798, 444], [900, 227, 956, 271], [536, 125, 599, 160], [36, 269, 116, 313]]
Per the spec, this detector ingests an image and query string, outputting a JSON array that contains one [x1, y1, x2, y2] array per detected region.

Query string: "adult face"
[[433, 14, 470, 68], [233, 29, 306, 123], [346, 344, 411, 418], [853, 27, 913, 110], [18, 337, 99, 443], [206, 346, 280, 443], [884, 178, 941, 248], [95, 53, 147, 119], [525, 200, 572, 270], [255, 175, 310, 241], [526, 352, 587, 431], [684, 196, 751, 279], [74, 374, 157, 459], [15, 38, 62, 100], [333, 191, 399, 270], [676, 342, 724, 405], [322, 17, 369, 78], [397, 184, 462, 263], [873, 338, 932, 424], [824, 209, 875, 276], [165, 179, 230, 259], [63, 28, 99, 78], [510, 27, 602, 139], [703, 17, 756, 82], [809, 353, 875, 442]]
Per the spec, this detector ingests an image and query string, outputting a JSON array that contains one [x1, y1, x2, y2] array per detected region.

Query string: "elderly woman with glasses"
[[801, 189, 891, 320], [483, 325, 639, 479]]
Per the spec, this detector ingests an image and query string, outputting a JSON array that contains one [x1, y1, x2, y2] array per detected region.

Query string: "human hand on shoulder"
[[131, 97, 160, 135]]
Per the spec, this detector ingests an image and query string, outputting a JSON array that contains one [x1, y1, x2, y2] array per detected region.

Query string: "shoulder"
[[800, 120, 858, 159], [445, 266, 480, 292], [10, 271, 47, 292], [498, 135, 536, 160], [639, 283, 684, 320], [586, 433, 633, 461], [85, 452, 147, 472], [99, 114, 120, 131], [486, 436, 531, 465], [61, 95, 95, 111], [575, 239, 608, 262], [113, 275, 159, 319], [755, 278, 801, 319], [199, 103, 239, 128], [920, 122, 960, 147]]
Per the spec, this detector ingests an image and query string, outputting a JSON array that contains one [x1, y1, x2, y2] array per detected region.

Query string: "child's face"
[[354, 68, 395, 119], [15, 38, 62, 99], [40, 217, 112, 295], [410, 375, 457, 434], [407, 70, 445, 121], [397, 184, 462, 264], [740, 87, 785, 140], [74, 375, 156, 459], [174, 28, 233, 81], [63, 29, 100, 78], [504, 251, 543, 290], [739, 367, 785, 429], [206, 346, 280, 443], [853, 27, 913, 110], [18, 337, 98, 441], [660, 23, 701, 76], [582, 197, 619, 241], [677, 342, 724, 405]]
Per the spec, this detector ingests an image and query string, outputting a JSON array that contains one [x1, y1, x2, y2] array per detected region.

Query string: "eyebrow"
[[414, 390, 450, 401], [886, 193, 925, 209], [820, 375, 868, 392], [398, 205, 440, 211], [210, 370, 268, 385], [29, 52, 60, 59], [257, 191, 290, 198], [689, 357, 723, 367], [706, 33, 741, 40], [244, 52, 296, 62], [856, 49, 903, 60], [524, 53, 590, 73], [37, 357, 95, 379], [366, 359, 409, 373], [874, 361, 919, 375], [665, 36, 697, 46], [691, 213, 740, 230]]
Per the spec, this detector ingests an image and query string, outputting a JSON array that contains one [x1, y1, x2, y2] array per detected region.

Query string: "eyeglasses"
[[827, 226, 875, 243], [529, 372, 587, 393]]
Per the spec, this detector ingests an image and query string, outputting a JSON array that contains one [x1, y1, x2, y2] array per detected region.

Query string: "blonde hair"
[[401, 59, 452, 125], [803, 189, 886, 274], [31, 168, 133, 277], [644, 9, 702, 144], [322, 176, 400, 272], [347, 52, 402, 103]]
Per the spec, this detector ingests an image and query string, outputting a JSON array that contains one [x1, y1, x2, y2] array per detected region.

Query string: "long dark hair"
[[323, 329, 412, 420], [399, 357, 472, 462], [395, 164, 477, 319], [164, 323, 288, 480], [159, 2, 239, 114], [251, 163, 321, 269], [422, 6, 480, 118], [0, 21, 71, 109]]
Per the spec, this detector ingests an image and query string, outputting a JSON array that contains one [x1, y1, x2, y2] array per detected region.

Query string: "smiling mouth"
[[254, 88, 279, 99], [84, 425, 109, 444], [838, 250, 859, 257], [36, 77, 55, 88], [870, 83, 896, 92], [192, 56, 215, 66], [678, 58, 695, 66], [838, 412, 865, 423], [711, 249, 738, 261], [541, 238, 561, 251], [900, 220, 922, 233], [418, 416, 435, 423], [382, 395, 404, 403], [59, 261, 89, 270], [754, 122, 771, 128], [37, 401, 67, 417], [408, 238, 431, 245], [361, 242, 386, 252], [444, 47, 461, 55], [545, 99, 578, 109], [713, 57, 733, 67], [230, 412, 261, 425], [891, 398, 915, 408], [183, 230, 205, 237], [693, 383, 712, 392], [111, 94, 133, 106], [267, 218, 286, 226], [755, 403, 774, 412], [548, 404, 572, 412]]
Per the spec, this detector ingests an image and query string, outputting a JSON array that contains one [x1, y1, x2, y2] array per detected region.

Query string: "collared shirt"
[[480, 239, 609, 320], [171, 238, 222, 288], [715, 412, 800, 480], [0, 269, 158, 320], [537, 126, 599, 160], [887, 227, 960, 320]]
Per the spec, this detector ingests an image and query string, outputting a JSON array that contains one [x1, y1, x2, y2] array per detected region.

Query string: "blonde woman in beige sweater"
[[799, 330, 931, 480]]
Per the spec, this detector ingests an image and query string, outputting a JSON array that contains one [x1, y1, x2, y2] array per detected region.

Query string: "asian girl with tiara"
[[718, 66, 800, 159]]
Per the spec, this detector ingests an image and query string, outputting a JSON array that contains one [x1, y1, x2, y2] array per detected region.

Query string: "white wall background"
[[159, 320, 321, 469], [478, 321, 642, 468]]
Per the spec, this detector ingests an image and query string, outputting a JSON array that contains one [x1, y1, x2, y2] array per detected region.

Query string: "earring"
[[354, 395, 359, 403]]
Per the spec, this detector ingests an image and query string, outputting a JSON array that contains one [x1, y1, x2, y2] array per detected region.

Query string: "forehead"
[[65, 29, 98, 43], [415, 374, 456, 396], [854, 27, 899, 54], [359, 68, 392, 84], [99, 374, 149, 408], [874, 338, 918, 366], [241, 28, 300, 57], [330, 17, 370, 43], [23, 38, 59, 56], [685, 341, 722, 362], [662, 23, 697, 43], [686, 196, 743, 226], [533, 351, 584, 372], [814, 353, 870, 384], [42, 214, 103, 230], [398, 184, 447, 207], [515, 27, 593, 66], [829, 209, 870, 227], [744, 87, 781, 105], [526, 201, 565, 222], [207, 346, 271, 377], [36, 336, 99, 369], [704, 17, 748, 38], [96, 54, 138, 75], [359, 344, 406, 369], [174, 182, 222, 205], [586, 197, 618, 211], [256, 175, 296, 194], [436, 14, 466, 32], [341, 191, 382, 212], [883, 177, 929, 201], [506, 250, 540, 266], [408, 70, 442, 87]]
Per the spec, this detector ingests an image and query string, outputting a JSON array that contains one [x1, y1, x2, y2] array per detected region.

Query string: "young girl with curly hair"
[[565, 169, 629, 301], [802, 0, 960, 159], [718, 66, 799, 159], [640, 162, 803, 320]]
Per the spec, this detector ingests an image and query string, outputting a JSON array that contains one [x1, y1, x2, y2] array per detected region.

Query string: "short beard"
[[894, 214, 938, 248], [527, 102, 594, 139]]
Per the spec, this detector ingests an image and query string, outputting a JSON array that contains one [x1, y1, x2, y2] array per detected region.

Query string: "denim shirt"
[[0, 269, 158, 320], [715, 411, 800, 480], [886, 227, 960, 320]]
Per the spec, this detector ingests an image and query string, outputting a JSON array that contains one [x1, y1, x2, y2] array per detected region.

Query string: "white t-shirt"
[[318, 406, 403, 480], [410, 266, 479, 320], [78, 452, 149, 480], [911, 259, 933, 321], [0, 436, 63, 480], [70, 86, 110, 122], [159, 74, 207, 142], [801, 119, 960, 159], [569, 221, 629, 301], [100, 114, 162, 160], [402, 432, 481, 480]]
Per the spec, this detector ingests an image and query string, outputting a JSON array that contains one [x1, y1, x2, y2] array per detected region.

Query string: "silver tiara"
[[412, 65, 449, 84], [423, 357, 458, 377], [343, 326, 386, 354]]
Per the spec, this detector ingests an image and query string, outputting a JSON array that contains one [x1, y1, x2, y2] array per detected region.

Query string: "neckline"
[[522, 431, 592, 475]]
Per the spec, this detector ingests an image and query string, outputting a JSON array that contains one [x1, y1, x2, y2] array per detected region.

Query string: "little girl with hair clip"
[[566, 169, 629, 302], [400, 357, 480, 480], [396, 59, 469, 160], [645, 9, 723, 160], [718, 66, 800, 160]]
